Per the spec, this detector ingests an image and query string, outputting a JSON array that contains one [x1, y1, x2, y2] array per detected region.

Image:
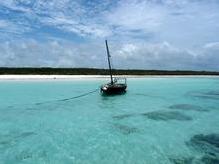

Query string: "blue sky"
[[0, 0, 219, 70]]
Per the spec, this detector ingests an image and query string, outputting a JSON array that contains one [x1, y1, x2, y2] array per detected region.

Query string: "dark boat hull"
[[101, 84, 127, 95]]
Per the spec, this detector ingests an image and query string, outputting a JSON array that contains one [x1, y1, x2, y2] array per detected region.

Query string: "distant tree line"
[[0, 67, 219, 75]]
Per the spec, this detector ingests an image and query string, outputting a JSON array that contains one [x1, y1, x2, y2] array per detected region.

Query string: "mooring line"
[[35, 88, 99, 105], [3, 88, 100, 110]]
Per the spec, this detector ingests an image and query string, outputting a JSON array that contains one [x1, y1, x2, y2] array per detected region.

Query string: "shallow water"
[[0, 77, 219, 164]]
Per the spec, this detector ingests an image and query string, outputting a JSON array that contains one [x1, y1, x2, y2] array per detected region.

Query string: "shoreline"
[[0, 75, 219, 80]]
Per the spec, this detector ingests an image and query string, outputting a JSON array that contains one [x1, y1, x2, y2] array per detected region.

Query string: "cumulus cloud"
[[113, 41, 219, 70], [0, 0, 219, 70], [112, 42, 196, 70], [0, 39, 107, 68], [0, 39, 218, 71]]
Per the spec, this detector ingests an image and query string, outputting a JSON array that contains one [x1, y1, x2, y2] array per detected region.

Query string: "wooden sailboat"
[[100, 40, 127, 95]]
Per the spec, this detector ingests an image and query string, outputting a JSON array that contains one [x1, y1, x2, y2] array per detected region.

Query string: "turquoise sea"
[[0, 77, 219, 164]]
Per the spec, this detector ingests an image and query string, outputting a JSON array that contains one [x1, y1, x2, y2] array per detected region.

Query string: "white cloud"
[[0, 0, 111, 38], [117, 44, 138, 59], [112, 42, 195, 69], [1, 0, 219, 42], [0, 0, 219, 70], [0, 39, 107, 68], [0, 19, 30, 35], [204, 42, 219, 49], [0, 39, 219, 71], [0, 20, 8, 28], [106, 0, 165, 32]]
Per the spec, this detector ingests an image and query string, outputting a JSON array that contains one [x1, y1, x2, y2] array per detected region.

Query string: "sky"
[[0, 0, 219, 70]]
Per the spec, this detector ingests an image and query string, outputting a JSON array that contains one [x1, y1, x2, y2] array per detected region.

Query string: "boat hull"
[[101, 84, 127, 95]]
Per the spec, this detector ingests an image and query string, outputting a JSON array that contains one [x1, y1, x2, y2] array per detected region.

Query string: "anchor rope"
[[35, 88, 99, 105]]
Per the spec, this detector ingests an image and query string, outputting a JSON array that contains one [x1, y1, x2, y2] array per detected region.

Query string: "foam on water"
[[0, 77, 219, 163]]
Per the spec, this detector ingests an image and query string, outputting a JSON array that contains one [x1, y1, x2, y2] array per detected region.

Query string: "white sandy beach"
[[0, 75, 218, 80], [0, 75, 107, 80], [0, 75, 144, 80]]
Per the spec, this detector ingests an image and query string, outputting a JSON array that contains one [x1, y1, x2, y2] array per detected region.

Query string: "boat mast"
[[105, 40, 113, 84]]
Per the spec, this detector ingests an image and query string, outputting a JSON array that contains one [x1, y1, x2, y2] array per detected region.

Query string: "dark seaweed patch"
[[189, 134, 219, 150], [169, 155, 219, 164], [196, 95, 219, 100], [112, 113, 136, 120], [186, 133, 219, 159], [188, 91, 219, 100], [201, 154, 219, 164], [113, 124, 139, 135], [15, 150, 33, 161], [169, 104, 208, 112], [142, 111, 192, 121], [0, 132, 36, 148], [16, 150, 48, 162], [206, 91, 219, 96], [169, 157, 194, 164], [172, 133, 219, 164], [7, 105, 14, 108], [18, 132, 36, 138], [135, 93, 164, 99], [26, 107, 38, 110], [0, 140, 11, 146]]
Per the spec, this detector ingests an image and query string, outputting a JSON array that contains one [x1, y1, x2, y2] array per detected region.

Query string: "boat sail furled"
[[100, 40, 127, 95]]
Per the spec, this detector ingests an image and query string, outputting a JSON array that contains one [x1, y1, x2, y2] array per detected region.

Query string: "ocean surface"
[[0, 77, 219, 164]]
